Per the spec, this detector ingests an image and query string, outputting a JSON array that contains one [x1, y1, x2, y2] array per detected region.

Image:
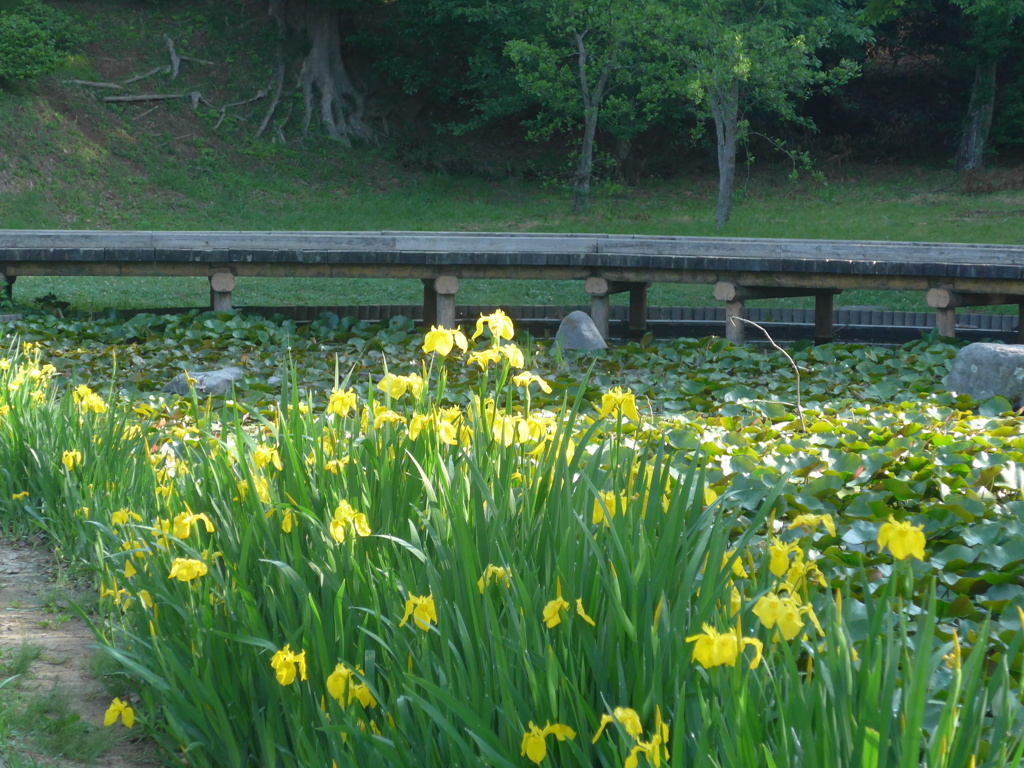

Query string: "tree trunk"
[[710, 81, 740, 229], [574, 107, 599, 213], [294, 2, 375, 145], [571, 31, 613, 214], [955, 59, 997, 172]]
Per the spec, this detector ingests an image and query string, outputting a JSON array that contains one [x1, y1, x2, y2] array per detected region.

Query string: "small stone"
[[162, 367, 245, 396], [946, 343, 1024, 405], [555, 311, 607, 351]]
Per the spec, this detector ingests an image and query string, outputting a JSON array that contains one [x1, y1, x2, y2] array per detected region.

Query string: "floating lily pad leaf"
[[979, 396, 1013, 418], [980, 583, 1024, 611], [666, 429, 701, 451], [997, 463, 1024, 492], [940, 594, 979, 619], [977, 541, 1024, 569], [863, 381, 902, 400], [962, 524, 1005, 548], [931, 544, 978, 569], [882, 478, 922, 501], [842, 519, 881, 545]]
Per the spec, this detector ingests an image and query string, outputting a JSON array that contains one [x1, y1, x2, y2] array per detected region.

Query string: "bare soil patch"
[[0, 539, 158, 767]]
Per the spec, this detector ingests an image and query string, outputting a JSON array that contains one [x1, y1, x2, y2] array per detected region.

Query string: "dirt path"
[[0, 538, 159, 767]]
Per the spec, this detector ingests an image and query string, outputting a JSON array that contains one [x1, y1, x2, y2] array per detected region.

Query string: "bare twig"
[[728, 316, 807, 432], [133, 105, 160, 121], [123, 65, 171, 85], [180, 55, 215, 66], [215, 88, 267, 129], [62, 79, 124, 89], [156, 133, 194, 148], [163, 34, 181, 79]]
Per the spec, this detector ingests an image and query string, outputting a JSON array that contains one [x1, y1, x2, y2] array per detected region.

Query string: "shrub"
[[0, 1, 80, 88]]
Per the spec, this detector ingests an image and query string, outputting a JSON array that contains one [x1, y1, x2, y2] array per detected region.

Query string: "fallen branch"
[[214, 88, 267, 129], [156, 132, 194, 148], [728, 316, 807, 432], [123, 65, 171, 85], [103, 93, 188, 103], [163, 34, 181, 79], [180, 55, 215, 66], [133, 105, 161, 121], [62, 79, 123, 89], [255, 66, 285, 140]]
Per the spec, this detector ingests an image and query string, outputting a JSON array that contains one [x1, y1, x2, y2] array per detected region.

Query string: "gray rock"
[[555, 311, 607, 351], [946, 343, 1024, 405], [162, 367, 246, 396]]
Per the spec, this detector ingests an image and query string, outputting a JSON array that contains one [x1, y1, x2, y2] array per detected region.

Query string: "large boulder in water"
[[162, 367, 245, 396], [946, 343, 1024, 405], [556, 311, 607, 351]]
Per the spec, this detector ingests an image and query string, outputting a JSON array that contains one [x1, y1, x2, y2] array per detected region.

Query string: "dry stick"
[[180, 55, 215, 66], [163, 34, 181, 79], [103, 93, 188, 103], [729, 316, 807, 432], [62, 79, 124, 89], [133, 105, 160, 121], [156, 133, 194, 148], [214, 88, 267, 129], [123, 65, 171, 85]]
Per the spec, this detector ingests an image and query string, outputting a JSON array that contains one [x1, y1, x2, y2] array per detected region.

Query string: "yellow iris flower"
[[329, 500, 372, 542], [478, 564, 512, 594], [326, 388, 358, 417], [422, 326, 468, 357], [597, 387, 640, 421], [520, 721, 576, 765], [472, 310, 515, 341], [686, 623, 763, 669], [326, 663, 377, 709], [167, 558, 208, 582], [103, 697, 134, 728], [399, 593, 437, 631], [62, 449, 82, 471], [787, 513, 836, 538], [271, 644, 308, 686], [877, 515, 927, 561], [542, 580, 570, 628], [512, 371, 553, 393]]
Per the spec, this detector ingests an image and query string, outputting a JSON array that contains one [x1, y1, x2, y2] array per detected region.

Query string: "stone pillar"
[[433, 275, 460, 329], [585, 277, 611, 340], [2, 272, 14, 301], [714, 282, 745, 344], [209, 272, 235, 312]]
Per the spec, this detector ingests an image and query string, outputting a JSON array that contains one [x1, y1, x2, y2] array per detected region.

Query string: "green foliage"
[[0, 0, 80, 88], [2, 314, 1024, 766]]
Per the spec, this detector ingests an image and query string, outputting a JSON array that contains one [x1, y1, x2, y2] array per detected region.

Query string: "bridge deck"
[[2, 230, 1023, 343]]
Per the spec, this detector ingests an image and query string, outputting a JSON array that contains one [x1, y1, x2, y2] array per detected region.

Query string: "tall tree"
[[863, 0, 1024, 171], [505, 0, 651, 212], [950, 0, 1024, 171], [260, 0, 377, 145], [653, 0, 860, 227]]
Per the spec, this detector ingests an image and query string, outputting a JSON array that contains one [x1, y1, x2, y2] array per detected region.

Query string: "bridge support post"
[[2, 272, 13, 301], [715, 282, 841, 345], [209, 272, 235, 312], [927, 288, 1024, 341], [814, 293, 834, 345], [585, 277, 649, 340], [423, 275, 459, 330]]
